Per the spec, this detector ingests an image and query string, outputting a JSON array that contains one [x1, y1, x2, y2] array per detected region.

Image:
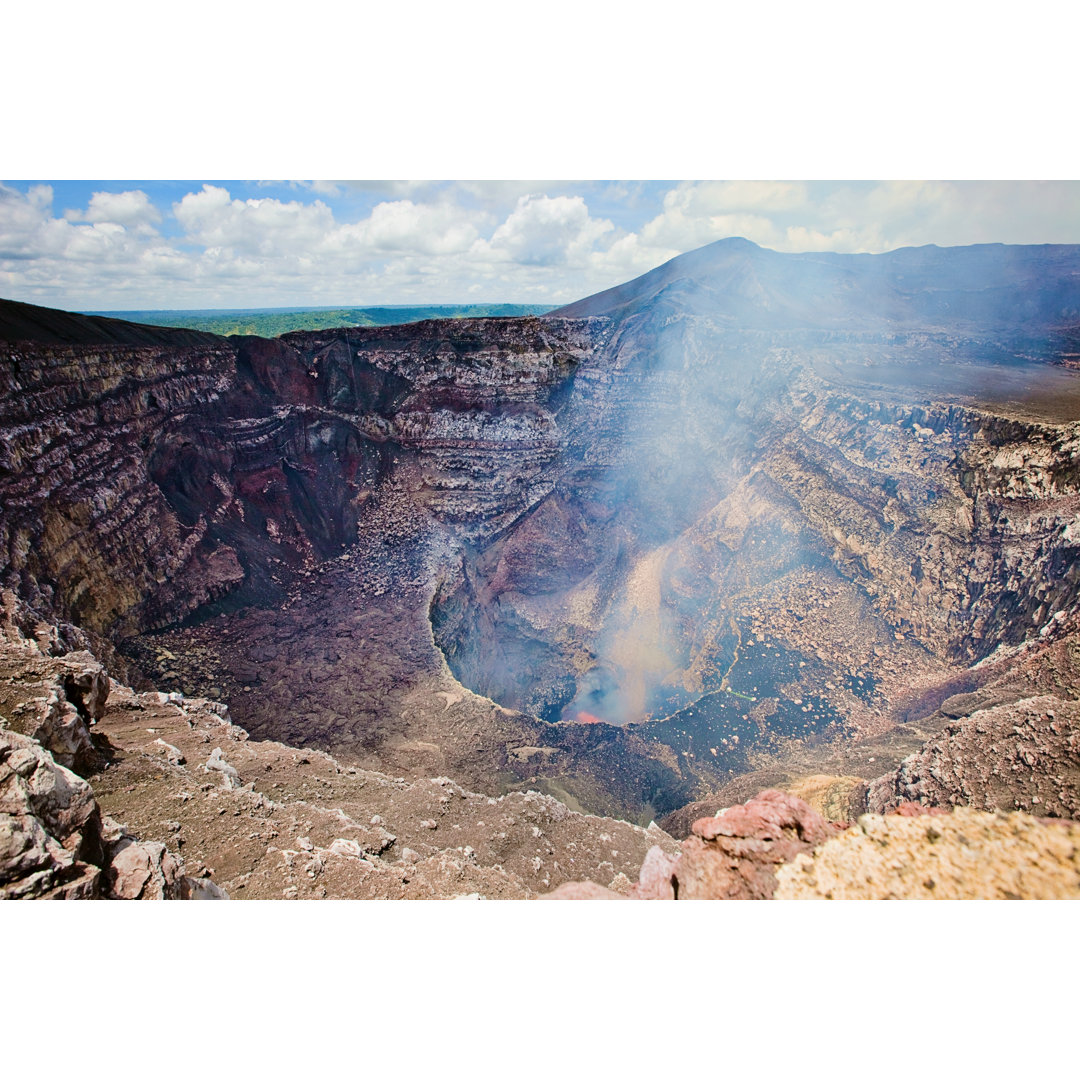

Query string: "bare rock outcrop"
[[1, 603, 227, 899], [547, 790, 1080, 901], [545, 789, 837, 900], [867, 694, 1080, 819], [6, 654, 110, 774], [0, 591, 110, 774], [0, 728, 104, 898], [103, 825, 186, 900], [670, 789, 839, 899], [775, 808, 1080, 899], [0, 726, 228, 900]]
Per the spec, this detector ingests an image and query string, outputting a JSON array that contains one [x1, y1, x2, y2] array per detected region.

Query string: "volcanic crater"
[[5, 238, 1080, 898]]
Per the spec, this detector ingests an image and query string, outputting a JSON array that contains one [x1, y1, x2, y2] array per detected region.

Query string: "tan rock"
[[786, 774, 867, 824], [106, 839, 185, 900], [775, 807, 1080, 899]]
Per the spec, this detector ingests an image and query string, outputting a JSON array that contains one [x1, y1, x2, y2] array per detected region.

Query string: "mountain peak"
[[551, 240, 1080, 328]]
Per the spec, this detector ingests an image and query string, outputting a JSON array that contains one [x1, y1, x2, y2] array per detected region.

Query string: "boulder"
[[0, 729, 103, 899], [16, 686, 95, 773], [105, 839, 185, 900], [629, 845, 679, 900], [672, 789, 839, 900], [59, 654, 111, 722]]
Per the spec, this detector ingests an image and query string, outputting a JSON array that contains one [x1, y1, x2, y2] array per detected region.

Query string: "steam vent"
[[5, 238, 1080, 899]]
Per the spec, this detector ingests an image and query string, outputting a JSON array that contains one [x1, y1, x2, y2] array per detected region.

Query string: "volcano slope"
[[3, 240, 1080, 897]]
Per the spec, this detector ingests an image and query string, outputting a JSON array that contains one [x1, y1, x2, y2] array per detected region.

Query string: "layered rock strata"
[[1, 310, 602, 640]]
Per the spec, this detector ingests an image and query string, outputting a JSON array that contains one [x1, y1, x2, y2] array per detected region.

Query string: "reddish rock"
[[672, 789, 840, 900], [544, 790, 840, 901]]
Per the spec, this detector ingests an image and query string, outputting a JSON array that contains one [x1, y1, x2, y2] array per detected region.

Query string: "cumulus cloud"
[[72, 189, 162, 228], [477, 194, 614, 266], [1, 184, 64, 258], [1, 183, 202, 306], [335, 199, 483, 256], [173, 185, 337, 256], [2, 183, 155, 263]]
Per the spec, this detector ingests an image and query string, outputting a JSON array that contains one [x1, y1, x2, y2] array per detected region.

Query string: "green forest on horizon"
[[84, 304, 559, 338]]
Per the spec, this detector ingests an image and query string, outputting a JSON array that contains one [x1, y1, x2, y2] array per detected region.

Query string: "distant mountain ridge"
[[0, 296, 223, 347], [79, 303, 558, 339], [552, 237, 1080, 337], [0, 299, 558, 344]]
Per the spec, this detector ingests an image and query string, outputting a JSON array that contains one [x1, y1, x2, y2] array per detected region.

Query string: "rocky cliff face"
[[3, 239, 1080, 862], [1, 310, 601, 637], [1, 336, 242, 639], [428, 246, 1080, 816], [0, 595, 228, 898]]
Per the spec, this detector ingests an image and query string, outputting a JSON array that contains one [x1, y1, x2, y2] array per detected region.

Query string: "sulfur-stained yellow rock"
[[785, 774, 865, 824]]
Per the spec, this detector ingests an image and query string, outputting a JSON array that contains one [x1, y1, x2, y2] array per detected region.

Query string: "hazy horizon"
[[80, 302, 559, 314], [4, 181, 1080, 312]]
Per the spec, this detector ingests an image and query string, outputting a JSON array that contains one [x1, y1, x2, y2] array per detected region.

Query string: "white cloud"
[[173, 184, 336, 256], [667, 180, 808, 215], [1, 183, 63, 256], [639, 206, 783, 252], [335, 199, 483, 256], [849, 181, 1080, 248], [1, 183, 160, 264], [80, 189, 161, 227], [454, 181, 582, 211], [633, 180, 1080, 259], [476, 194, 614, 267], [583, 231, 680, 284]]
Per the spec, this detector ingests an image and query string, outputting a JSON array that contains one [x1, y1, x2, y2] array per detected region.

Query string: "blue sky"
[[3, 180, 1080, 311]]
